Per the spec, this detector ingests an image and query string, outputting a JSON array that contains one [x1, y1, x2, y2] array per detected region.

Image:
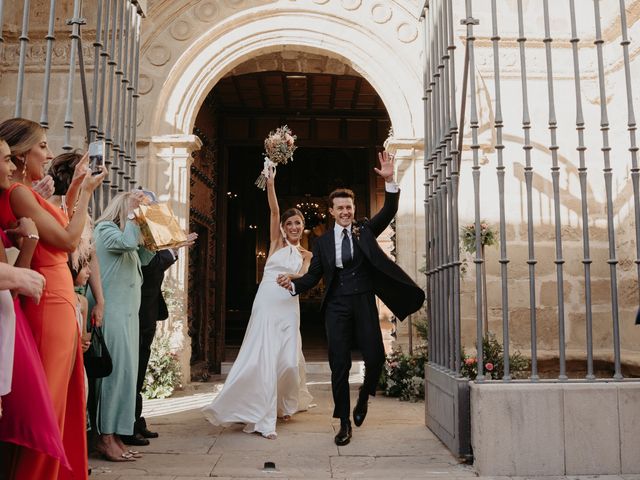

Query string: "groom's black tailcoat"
[[293, 190, 425, 419]]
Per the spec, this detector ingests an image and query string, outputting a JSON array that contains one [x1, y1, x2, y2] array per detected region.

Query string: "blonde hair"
[[96, 192, 131, 230], [0, 118, 45, 167]]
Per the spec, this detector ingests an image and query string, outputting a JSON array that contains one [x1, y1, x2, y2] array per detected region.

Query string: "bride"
[[202, 166, 313, 439]]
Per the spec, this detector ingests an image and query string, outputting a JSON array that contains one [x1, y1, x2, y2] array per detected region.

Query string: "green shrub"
[[461, 333, 529, 380], [142, 332, 182, 399], [378, 346, 427, 402]]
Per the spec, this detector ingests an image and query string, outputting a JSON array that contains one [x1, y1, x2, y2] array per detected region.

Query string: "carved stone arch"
[[145, 4, 423, 139]]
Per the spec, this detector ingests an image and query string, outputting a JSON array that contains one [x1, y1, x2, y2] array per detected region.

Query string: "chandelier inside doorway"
[[296, 195, 326, 230]]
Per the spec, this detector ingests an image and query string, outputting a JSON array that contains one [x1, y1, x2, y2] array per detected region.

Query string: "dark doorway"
[[189, 69, 391, 373]]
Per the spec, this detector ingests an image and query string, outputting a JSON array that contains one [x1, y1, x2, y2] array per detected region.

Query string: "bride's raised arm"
[[266, 166, 282, 252]]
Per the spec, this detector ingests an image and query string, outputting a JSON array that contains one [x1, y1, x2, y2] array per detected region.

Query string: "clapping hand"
[[32, 175, 55, 199], [374, 150, 395, 183]]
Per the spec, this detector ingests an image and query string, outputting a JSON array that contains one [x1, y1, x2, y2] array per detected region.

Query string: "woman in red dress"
[[0, 137, 68, 477], [0, 118, 105, 480]]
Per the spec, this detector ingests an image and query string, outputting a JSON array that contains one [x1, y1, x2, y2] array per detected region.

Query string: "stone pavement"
[[89, 373, 640, 480]]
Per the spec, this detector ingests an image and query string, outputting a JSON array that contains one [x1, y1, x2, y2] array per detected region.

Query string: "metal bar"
[[130, 10, 141, 187], [440, 0, 454, 372], [120, 2, 132, 190], [593, 0, 622, 380], [124, 5, 136, 187], [0, 0, 5, 45], [112, 0, 127, 193], [445, 0, 461, 376], [569, 0, 595, 380], [78, 36, 92, 141], [15, 0, 31, 117], [542, 0, 567, 381], [89, 0, 104, 142], [428, 2, 441, 367], [617, 0, 640, 307], [104, 0, 121, 207], [516, 0, 538, 381], [423, 3, 434, 365], [490, 0, 510, 381], [62, 0, 84, 151], [97, 0, 112, 140], [434, 0, 448, 370], [40, 0, 57, 129], [463, 0, 484, 381]]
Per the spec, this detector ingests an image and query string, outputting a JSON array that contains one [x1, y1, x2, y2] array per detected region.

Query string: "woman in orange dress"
[[0, 118, 105, 480]]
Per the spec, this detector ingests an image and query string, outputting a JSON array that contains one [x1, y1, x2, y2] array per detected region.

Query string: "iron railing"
[[0, 0, 144, 214], [424, 0, 640, 382]]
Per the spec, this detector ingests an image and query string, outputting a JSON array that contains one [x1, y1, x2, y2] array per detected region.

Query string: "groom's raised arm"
[[368, 183, 399, 237]]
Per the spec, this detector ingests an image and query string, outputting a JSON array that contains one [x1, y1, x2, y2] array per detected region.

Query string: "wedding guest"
[[0, 136, 68, 476], [48, 151, 105, 328], [122, 193, 197, 445], [88, 191, 155, 462], [0, 117, 105, 480]]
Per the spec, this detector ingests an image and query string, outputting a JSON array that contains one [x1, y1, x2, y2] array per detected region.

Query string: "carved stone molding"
[[147, 44, 171, 66], [371, 3, 393, 24], [193, 2, 220, 22], [1, 40, 96, 69], [170, 20, 194, 41], [341, 0, 362, 11]]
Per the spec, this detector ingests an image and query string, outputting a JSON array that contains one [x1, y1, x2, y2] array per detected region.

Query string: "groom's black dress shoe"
[[136, 417, 159, 439], [120, 433, 150, 446], [334, 420, 352, 446], [353, 394, 368, 427]]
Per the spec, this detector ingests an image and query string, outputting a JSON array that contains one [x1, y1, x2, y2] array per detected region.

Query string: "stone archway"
[[137, 2, 426, 378]]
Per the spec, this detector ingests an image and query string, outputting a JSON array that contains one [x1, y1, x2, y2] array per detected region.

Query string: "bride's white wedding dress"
[[202, 243, 313, 438]]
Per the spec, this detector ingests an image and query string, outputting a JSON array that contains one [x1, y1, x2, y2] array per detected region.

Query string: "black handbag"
[[83, 326, 113, 379]]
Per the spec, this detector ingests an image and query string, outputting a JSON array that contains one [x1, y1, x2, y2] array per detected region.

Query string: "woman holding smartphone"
[[0, 118, 105, 480]]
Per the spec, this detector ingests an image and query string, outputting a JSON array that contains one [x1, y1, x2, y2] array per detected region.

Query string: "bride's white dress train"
[[202, 244, 313, 437]]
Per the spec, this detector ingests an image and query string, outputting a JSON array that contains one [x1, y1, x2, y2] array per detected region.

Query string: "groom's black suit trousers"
[[324, 291, 385, 420]]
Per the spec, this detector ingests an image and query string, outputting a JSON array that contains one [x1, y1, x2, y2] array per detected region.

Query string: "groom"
[[277, 150, 425, 446]]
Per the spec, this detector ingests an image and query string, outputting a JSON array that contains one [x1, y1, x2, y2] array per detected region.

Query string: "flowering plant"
[[378, 346, 427, 402], [255, 125, 297, 190], [461, 333, 529, 380], [460, 221, 497, 254], [142, 331, 182, 399]]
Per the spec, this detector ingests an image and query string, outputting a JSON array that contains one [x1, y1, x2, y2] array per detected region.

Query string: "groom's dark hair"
[[329, 188, 355, 207]]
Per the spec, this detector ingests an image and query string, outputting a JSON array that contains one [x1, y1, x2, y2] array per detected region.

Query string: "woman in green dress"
[[89, 190, 155, 461]]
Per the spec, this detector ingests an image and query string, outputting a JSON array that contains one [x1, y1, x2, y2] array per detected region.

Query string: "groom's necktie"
[[341, 228, 352, 266]]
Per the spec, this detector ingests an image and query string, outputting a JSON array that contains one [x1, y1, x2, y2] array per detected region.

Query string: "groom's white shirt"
[[289, 181, 398, 293]]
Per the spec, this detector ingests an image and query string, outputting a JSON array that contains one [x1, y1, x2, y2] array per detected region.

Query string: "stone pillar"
[[384, 137, 426, 350], [139, 134, 202, 383]]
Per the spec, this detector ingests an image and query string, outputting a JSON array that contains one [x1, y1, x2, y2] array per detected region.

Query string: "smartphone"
[[88, 140, 105, 175]]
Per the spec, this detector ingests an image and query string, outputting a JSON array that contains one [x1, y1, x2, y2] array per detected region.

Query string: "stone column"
[[139, 134, 202, 383], [385, 137, 425, 350]]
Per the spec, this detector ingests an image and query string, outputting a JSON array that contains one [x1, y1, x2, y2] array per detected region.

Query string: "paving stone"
[[211, 452, 332, 478]]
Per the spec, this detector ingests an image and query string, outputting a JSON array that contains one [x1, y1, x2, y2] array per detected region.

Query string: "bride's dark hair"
[[281, 208, 304, 228]]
